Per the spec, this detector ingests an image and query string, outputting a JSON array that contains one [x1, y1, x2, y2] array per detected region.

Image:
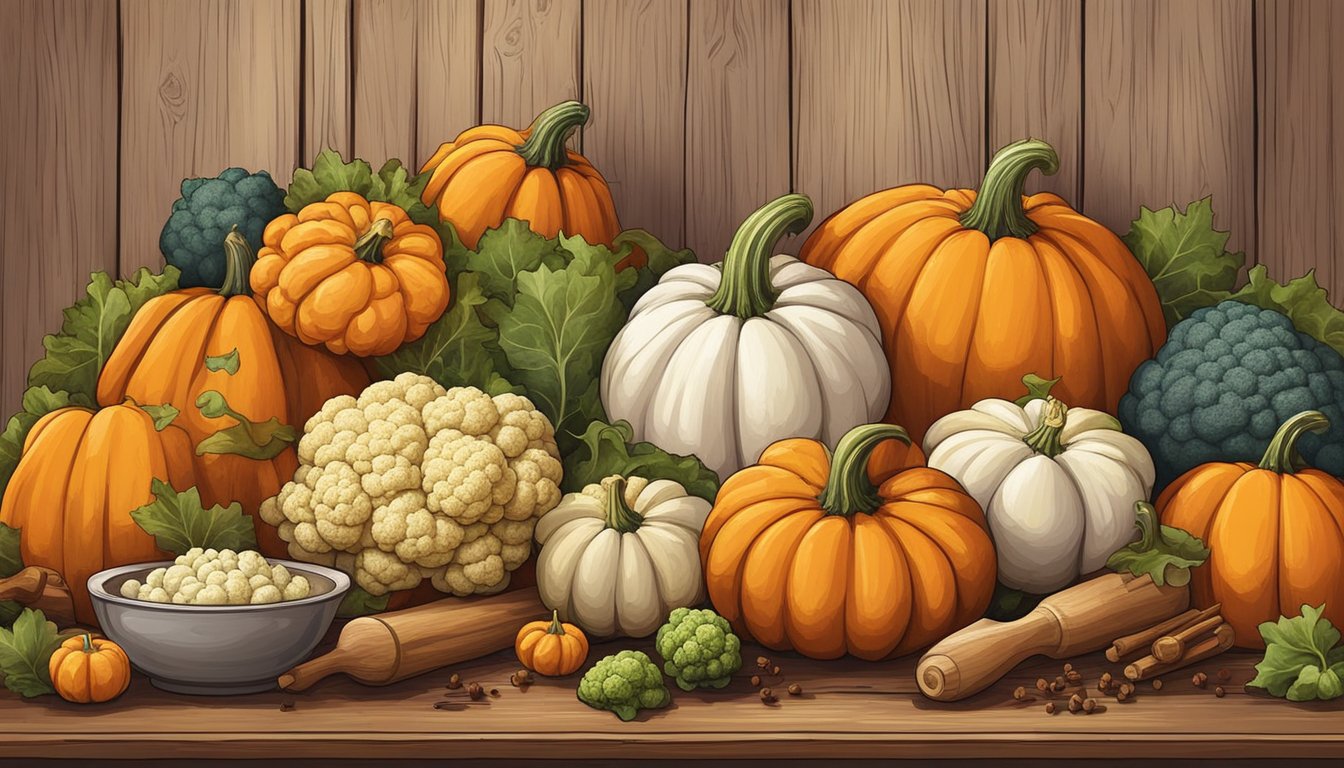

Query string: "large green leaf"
[[563, 420, 720, 501], [1123, 198, 1242, 326], [129, 480, 258, 556]]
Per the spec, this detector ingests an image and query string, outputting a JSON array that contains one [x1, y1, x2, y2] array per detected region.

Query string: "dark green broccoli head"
[[576, 650, 670, 721], [1119, 300, 1344, 489], [654, 607, 743, 691], [159, 167, 286, 288]]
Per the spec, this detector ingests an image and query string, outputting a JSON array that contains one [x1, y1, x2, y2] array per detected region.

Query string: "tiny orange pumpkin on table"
[[50, 634, 132, 704], [251, 191, 451, 357], [699, 423, 995, 661], [516, 610, 589, 677]]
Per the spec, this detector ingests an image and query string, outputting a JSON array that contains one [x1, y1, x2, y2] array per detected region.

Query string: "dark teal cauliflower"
[[654, 607, 742, 691], [576, 650, 670, 721], [160, 168, 286, 288], [1119, 300, 1344, 489]]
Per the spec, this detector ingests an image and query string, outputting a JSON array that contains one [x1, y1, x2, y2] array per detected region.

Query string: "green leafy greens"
[[1124, 198, 1243, 327], [1248, 604, 1344, 702], [284, 149, 428, 214], [130, 479, 258, 556], [336, 586, 391, 619], [563, 419, 720, 501], [0, 523, 22, 628], [1106, 501, 1208, 587], [0, 608, 65, 698]]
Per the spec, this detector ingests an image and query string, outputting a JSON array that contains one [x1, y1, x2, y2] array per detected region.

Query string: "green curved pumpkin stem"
[[604, 477, 642, 533], [1022, 397, 1068, 458], [546, 610, 566, 635], [960, 138, 1060, 242], [819, 423, 911, 516], [218, 226, 255, 298], [81, 633, 94, 654], [705, 194, 814, 319], [353, 218, 395, 265], [515, 101, 590, 170], [1259, 410, 1330, 474]]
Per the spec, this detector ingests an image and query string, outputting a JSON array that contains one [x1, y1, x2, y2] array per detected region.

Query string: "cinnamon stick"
[[1152, 614, 1224, 662], [1105, 603, 1221, 662], [1124, 623, 1235, 681]]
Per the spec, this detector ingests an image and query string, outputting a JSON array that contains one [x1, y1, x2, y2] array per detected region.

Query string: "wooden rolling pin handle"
[[279, 647, 361, 692], [917, 611, 1060, 702]]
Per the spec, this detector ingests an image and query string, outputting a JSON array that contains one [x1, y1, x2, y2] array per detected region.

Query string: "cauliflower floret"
[[163, 564, 195, 595], [120, 579, 142, 599], [178, 581, 205, 602], [370, 491, 466, 567], [146, 587, 170, 603], [176, 547, 206, 569], [224, 571, 253, 605], [249, 573, 273, 590], [250, 585, 282, 604], [197, 559, 224, 581], [236, 550, 267, 578], [502, 447, 563, 521], [194, 584, 228, 605], [145, 568, 167, 589], [356, 548, 425, 595], [205, 570, 229, 587], [421, 386, 499, 436], [283, 575, 311, 601], [270, 563, 293, 591], [422, 432, 509, 524]]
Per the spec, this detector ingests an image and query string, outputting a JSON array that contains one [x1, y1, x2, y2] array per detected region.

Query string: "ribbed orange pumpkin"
[[699, 424, 995, 660], [801, 139, 1166, 441], [98, 230, 370, 555], [1156, 411, 1344, 649], [50, 634, 132, 704], [251, 192, 450, 357], [419, 101, 640, 268], [0, 402, 195, 624]]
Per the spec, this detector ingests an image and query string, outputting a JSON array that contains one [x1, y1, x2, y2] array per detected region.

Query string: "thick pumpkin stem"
[[705, 194, 813, 319], [218, 226, 256, 298], [353, 218, 395, 264], [515, 101, 590, 170], [604, 477, 642, 533], [1259, 410, 1330, 474], [960, 138, 1060, 242], [546, 610, 566, 636], [818, 423, 911, 516], [81, 633, 94, 654], [1022, 397, 1068, 458]]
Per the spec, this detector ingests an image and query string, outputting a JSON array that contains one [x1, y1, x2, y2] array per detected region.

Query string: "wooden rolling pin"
[[917, 572, 1188, 702], [279, 587, 545, 691]]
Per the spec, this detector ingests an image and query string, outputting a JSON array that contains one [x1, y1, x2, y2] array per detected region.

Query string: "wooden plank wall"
[[2, 0, 1342, 413]]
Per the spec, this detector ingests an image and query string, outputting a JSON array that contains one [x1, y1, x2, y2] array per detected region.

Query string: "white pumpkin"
[[534, 475, 710, 638], [923, 396, 1156, 594], [601, 194, 891, 479]]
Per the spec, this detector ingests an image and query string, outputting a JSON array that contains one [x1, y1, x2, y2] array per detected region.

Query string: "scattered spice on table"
[[1044, 702, 1056, 714], [1152, 678, 1163, 691], [1036, 678, 1049, 693], [1083, 698, 1097, 713], [279, 701, 295, 712], [467, 682, 484, 701], [1215, 686, 1226, 698], [787, 684, 802, 697], [447, 673, 462, 690], [1192, 672, 1208, 688], [751, 675, 761, 687], [1013, 686, 1028, 701]]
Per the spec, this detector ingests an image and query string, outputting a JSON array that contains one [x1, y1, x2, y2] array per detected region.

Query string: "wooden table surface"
[[2, 637, 1340, 761]]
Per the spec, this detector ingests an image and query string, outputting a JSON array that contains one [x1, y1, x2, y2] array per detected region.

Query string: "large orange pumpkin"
[[251, 192, 451, 357], [699, 423, 994, 660], [801, 139, 1166, 441], [0, 401, 195, 624], [418, 100, 640, 268], [1157, 410, 1344, 649], [98, 229, 370, 555]]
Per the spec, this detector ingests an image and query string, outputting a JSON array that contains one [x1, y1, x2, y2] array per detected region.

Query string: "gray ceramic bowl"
[[88, 560, 350, 696]]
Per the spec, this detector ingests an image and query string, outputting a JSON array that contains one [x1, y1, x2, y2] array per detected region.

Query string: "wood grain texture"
[[1083, 0, 1254, 259], [685, 0, 790, 262], [120, 0, 301, 273], [481, 0, 581, 131], [792, 0, 987, 240], [415, 0, 482, 168], [352, 0, 417, 165], [1257, 0, 1344, 299], [0, 646, 1340, 759], [0, 0, 118, 413], [303, 0, 353, 163], [988, 0, 1081, 201], [583, 0, 689, 245]]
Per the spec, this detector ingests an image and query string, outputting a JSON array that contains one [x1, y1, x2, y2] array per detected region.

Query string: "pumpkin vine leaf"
[[284, 149, 424, 213], [193, 391, 297, 460], [1014, 373, 1062, 407], [204, 348, 240, 375], [1247, 604, 1344, 702], [613, 228, 697, 313], [139, 403, 181, 432], [1123, 198, 1242, 327], [130, 479, 257, 556], [563, 419, 720, 502], [1226, 265, 1344, 359], [0, 523, 23, 629], [1106, 501, 1209, 587], [0, 608, 64, 698], [336, 586, 390, 619]]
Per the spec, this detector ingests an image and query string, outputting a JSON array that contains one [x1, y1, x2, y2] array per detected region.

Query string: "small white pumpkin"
[[600, 194, 891, 480], [923, 396, 1156, 594], [534, 475, 710, 638]]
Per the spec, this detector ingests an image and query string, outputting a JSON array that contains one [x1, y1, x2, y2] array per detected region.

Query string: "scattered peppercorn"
[[1217, 668, 1231, 681], [1083, 698, 1097, 714], [447, 673, 462, 690], [1119, 682, 1134, 697], [1215, 686, 1226, 698], [757, 656, 770, 669], [1192, 672, 1208, 688], [1013, 686, 1028, 701], [467, 682, 484, 700], [760, 687, 777, 704], [1055, 675, 1066, 688], [1063, 662, 1073, 673], [1044, 702, 1057, 714], [772, 665, 782, 676], [751, 675, 761, 687], [1116, 690, 1129, 703], [489, 688, 500, 697], [1152, 679, 1163, 691], [788, 683, 802, 696], [279, 701, 295, 712], [432, 701, 459, 711], [1068, 693, 1083, 712], [1035, 678, 1049, 693], [1066, 670, 1082, 684]]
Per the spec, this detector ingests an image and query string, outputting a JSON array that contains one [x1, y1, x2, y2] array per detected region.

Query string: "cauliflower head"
[[576, 650, 671, 721], [259, 373, 563, 597], [654, 607, 743, 691]]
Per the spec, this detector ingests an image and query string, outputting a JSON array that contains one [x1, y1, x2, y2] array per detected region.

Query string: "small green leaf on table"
[[1248, 604, 1344, 702], [194, 391, 297, 460], [204, 348, 240, 375], [0, 609, 64, 697], [1106, 501, 1208, 587], [130, 479, 258, 556], [0, 523, 23, 628], [337, 586, 390, 618]]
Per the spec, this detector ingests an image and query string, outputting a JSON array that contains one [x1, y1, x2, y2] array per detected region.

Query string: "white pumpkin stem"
[[818, 423, 910, 516], [1259, 410, 1330, 474], [603, 477, 642, 533], [1022, 397, 1068, 458], [960, 138, 1059, 242], [218, 226, 256, 298], [705, 194, 813, 319], [353, 218, 395, 265], [515, 101, 590, 170]]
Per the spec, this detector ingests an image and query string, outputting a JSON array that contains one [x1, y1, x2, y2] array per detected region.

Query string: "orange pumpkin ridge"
[[700, 423, 995, 661], [1156, 410, 1344, 649]]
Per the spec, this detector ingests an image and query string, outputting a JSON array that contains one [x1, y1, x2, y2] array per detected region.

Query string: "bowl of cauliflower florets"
[[87, 548, 350, 695]]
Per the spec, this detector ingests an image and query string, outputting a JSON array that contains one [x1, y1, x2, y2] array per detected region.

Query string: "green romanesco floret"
[[1119, 300, 1344, 489], [576, 650, 671, 721], [654, 607, 742, 691], [159, 167, 287, 288]]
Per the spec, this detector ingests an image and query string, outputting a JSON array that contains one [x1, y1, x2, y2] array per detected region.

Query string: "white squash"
[[534, 475, 710, 638], [923, 396, 1156, 594], [600, 194, 891, 480]]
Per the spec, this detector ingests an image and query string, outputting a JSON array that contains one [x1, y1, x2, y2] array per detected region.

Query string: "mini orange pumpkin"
[[1157, 410, 1344, 649], [251, 192, 451, 356], [700, 423, 995, 660], [49, 634, 132, 704], [419, 101, 640, 268], [515, 610, 589, 677]]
